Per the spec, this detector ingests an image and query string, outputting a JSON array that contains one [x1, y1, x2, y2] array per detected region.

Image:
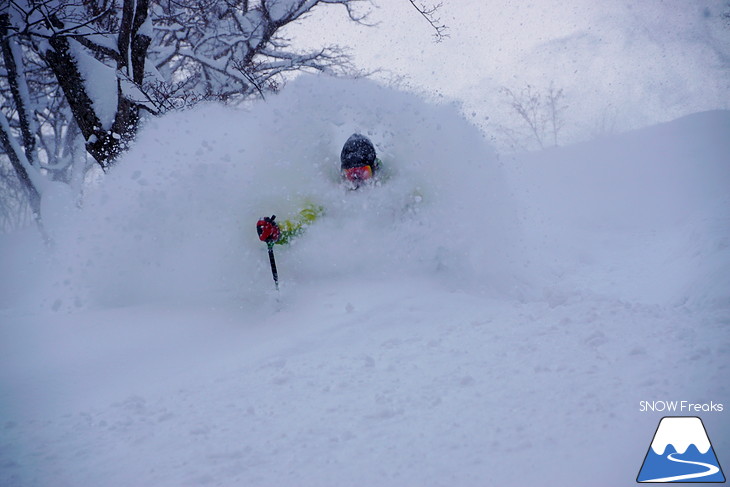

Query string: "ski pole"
[[257, 215, 281, 291], [267, 241, 279, 291]]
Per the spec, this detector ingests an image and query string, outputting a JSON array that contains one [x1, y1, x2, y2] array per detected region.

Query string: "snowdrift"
[[508, 110, 730, 309]]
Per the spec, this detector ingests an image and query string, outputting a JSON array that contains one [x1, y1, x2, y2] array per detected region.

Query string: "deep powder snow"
[[1, 77, 728, 487]]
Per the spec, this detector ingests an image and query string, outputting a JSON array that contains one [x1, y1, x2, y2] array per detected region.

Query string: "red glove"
[[256, 215, 280, 243]]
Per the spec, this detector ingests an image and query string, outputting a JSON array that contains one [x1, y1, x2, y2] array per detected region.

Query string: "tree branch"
[[407, 0, 448, 42], [0, 108, 41, 217]]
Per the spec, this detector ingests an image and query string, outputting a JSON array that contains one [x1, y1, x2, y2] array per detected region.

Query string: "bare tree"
[[0, 0, 372, 232], [544, 82, 565, 147], [148, 0, 366, 105], [499, 82, 567, 150], [1, 1, 373, 168], [1, 9, 43, 227], [407, 1, 448, 42], [0, 159, 34, 231]]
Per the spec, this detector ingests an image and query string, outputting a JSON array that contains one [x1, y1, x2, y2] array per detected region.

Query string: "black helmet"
[[340, 133, 376, 170]]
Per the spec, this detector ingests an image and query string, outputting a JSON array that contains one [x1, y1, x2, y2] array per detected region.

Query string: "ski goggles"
[[342, 165, 373, 183]]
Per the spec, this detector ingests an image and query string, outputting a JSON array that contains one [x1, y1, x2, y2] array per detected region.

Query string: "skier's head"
[[341, 133, 377, 186]]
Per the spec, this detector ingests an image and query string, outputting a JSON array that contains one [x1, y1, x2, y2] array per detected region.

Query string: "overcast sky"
[[293, 0, 730, 148]]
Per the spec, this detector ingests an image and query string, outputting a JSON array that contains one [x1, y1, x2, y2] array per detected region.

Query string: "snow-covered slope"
[[1, 78, 728, 487], [507, 110, 730, 309]]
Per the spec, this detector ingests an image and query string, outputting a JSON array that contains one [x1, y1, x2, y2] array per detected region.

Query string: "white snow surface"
[[1, 76, 729, 486]]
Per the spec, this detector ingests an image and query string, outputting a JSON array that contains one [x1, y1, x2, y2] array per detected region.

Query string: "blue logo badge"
[[637, 416, 725, 483]]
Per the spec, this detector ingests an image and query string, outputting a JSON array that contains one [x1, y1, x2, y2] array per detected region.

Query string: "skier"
[[256, 133, 382, 247], [340, 133, 382, 189]]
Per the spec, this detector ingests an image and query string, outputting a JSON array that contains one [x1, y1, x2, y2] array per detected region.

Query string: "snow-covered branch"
[[150, 0, 365, 101], [1, 0, 440, 234]]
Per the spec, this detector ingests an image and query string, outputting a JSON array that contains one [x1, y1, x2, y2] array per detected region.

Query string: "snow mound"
[[509, 110, 730, 308]]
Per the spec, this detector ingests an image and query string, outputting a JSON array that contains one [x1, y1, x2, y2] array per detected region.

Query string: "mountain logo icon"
[[637, 416, 726, 483]]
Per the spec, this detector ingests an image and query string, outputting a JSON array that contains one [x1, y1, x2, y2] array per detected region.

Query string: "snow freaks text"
[[639, 401, 724, 413]]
